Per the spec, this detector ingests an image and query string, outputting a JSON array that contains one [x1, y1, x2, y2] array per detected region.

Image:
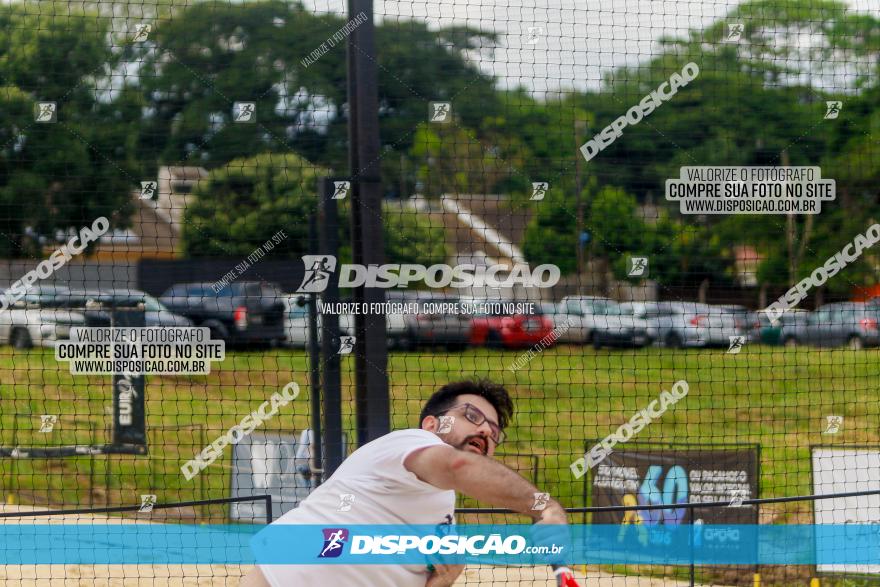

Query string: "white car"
[[283, 295, 354, 348], [283, 295, 411, 350], [0, 287, 87, 349], [555, 296, 619, 344]]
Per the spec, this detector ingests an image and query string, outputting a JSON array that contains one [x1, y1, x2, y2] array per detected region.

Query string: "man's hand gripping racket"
[[552, 565, 581, 587], [531, 502, 582, 587]]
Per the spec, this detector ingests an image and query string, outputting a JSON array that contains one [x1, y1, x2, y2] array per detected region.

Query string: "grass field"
[[2, 343, 880, 523]]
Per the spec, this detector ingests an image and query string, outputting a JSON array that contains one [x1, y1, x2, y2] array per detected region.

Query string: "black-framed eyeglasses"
[[436, 403, 505, 445]]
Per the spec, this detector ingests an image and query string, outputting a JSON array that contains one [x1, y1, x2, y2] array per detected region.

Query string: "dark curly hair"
[[419, 379, 514, 430]]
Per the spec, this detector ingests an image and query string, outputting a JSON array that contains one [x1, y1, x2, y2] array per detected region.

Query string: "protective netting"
[[1, 0, 880, 585]]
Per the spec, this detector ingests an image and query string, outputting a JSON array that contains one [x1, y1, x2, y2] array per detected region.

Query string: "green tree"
[[182, 152, 324, 257], [381, 205, 448, 266], [588, 185, 645, 268], [182, 151, 447, 265], [521, 185, 578, 274], [0, 2, 140, 258], [131, 1, 500, 185], [409, 123, 514, 197]]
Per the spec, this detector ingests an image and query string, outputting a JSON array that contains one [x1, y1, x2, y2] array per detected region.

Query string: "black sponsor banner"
[[112, 309, 147, 448], [591, 447, 759, 525]]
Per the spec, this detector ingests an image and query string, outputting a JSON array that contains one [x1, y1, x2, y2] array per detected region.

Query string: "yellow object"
[[5, 494, 14, 505], [618, 494, 648, 545], [810, 579, 820, 587], [752, 573, 760, 587]]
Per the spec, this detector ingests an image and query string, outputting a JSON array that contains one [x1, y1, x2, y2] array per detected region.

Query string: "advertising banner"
[[591, 446, 759, 527]]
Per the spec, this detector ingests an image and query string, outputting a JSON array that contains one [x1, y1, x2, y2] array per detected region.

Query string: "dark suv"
[[158, 281, 285, 345]]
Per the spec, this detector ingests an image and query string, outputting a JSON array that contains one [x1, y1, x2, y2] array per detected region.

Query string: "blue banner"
[[1, 524, 880, 565]]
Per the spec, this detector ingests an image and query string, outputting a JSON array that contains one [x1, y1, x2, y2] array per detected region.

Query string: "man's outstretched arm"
[[404, 445, 567, 523]]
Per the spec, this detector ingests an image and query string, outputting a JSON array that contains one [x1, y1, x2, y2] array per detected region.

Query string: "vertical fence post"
[[346, 0, 389, 447], [264, 494, 273, 524], [306, 211, 323, 487], [198, 425, 206, 504], [10, 415, 19, 504], [88, 421, 96, 508], [689, 504, 695, 586], [319, 179, 344, 478]]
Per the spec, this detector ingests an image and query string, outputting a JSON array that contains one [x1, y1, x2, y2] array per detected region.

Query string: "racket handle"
[[552, 565, 581, 587]]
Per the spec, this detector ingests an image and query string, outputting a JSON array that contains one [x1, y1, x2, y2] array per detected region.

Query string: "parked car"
[[555, 296, 618, 343], [384, 307, 413, 350], [0, 285, 88, 349], [640, 302, 740, 348], [784, 302, 880, 349], [387, 291, 470, 351], [717, 305, 754, 335], [368, 293, 414, 350], [467, 300, 554, 349], [282, 295, 355, 348], [591, 302, 651, 349], [617, 301, 674, 346], [750, 310, 811, 345], [159, 281, 285, 345], [66, 289, 193, 328]]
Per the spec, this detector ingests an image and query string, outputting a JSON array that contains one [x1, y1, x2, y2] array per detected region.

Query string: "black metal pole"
[[306, 215, 324, 487], [265, 494, 273, 524], [347, 0, 389, 446], [318, 179, 344, 477], [689, 504, 695, 586], [306, 212, 323, 486]]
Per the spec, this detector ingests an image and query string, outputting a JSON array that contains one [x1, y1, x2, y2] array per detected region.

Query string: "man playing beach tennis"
[[241, 379, 570, 587]]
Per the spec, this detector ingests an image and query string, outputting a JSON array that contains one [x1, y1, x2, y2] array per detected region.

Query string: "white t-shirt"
[[258, 428, 456, 587]]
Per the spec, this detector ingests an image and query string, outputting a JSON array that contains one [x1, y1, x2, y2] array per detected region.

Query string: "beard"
[[457, 434, 489, 456]]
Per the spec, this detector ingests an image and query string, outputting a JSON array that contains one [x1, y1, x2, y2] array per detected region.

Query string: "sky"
[[300, 0, 879, 96], [6, 0, 876, 97]]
